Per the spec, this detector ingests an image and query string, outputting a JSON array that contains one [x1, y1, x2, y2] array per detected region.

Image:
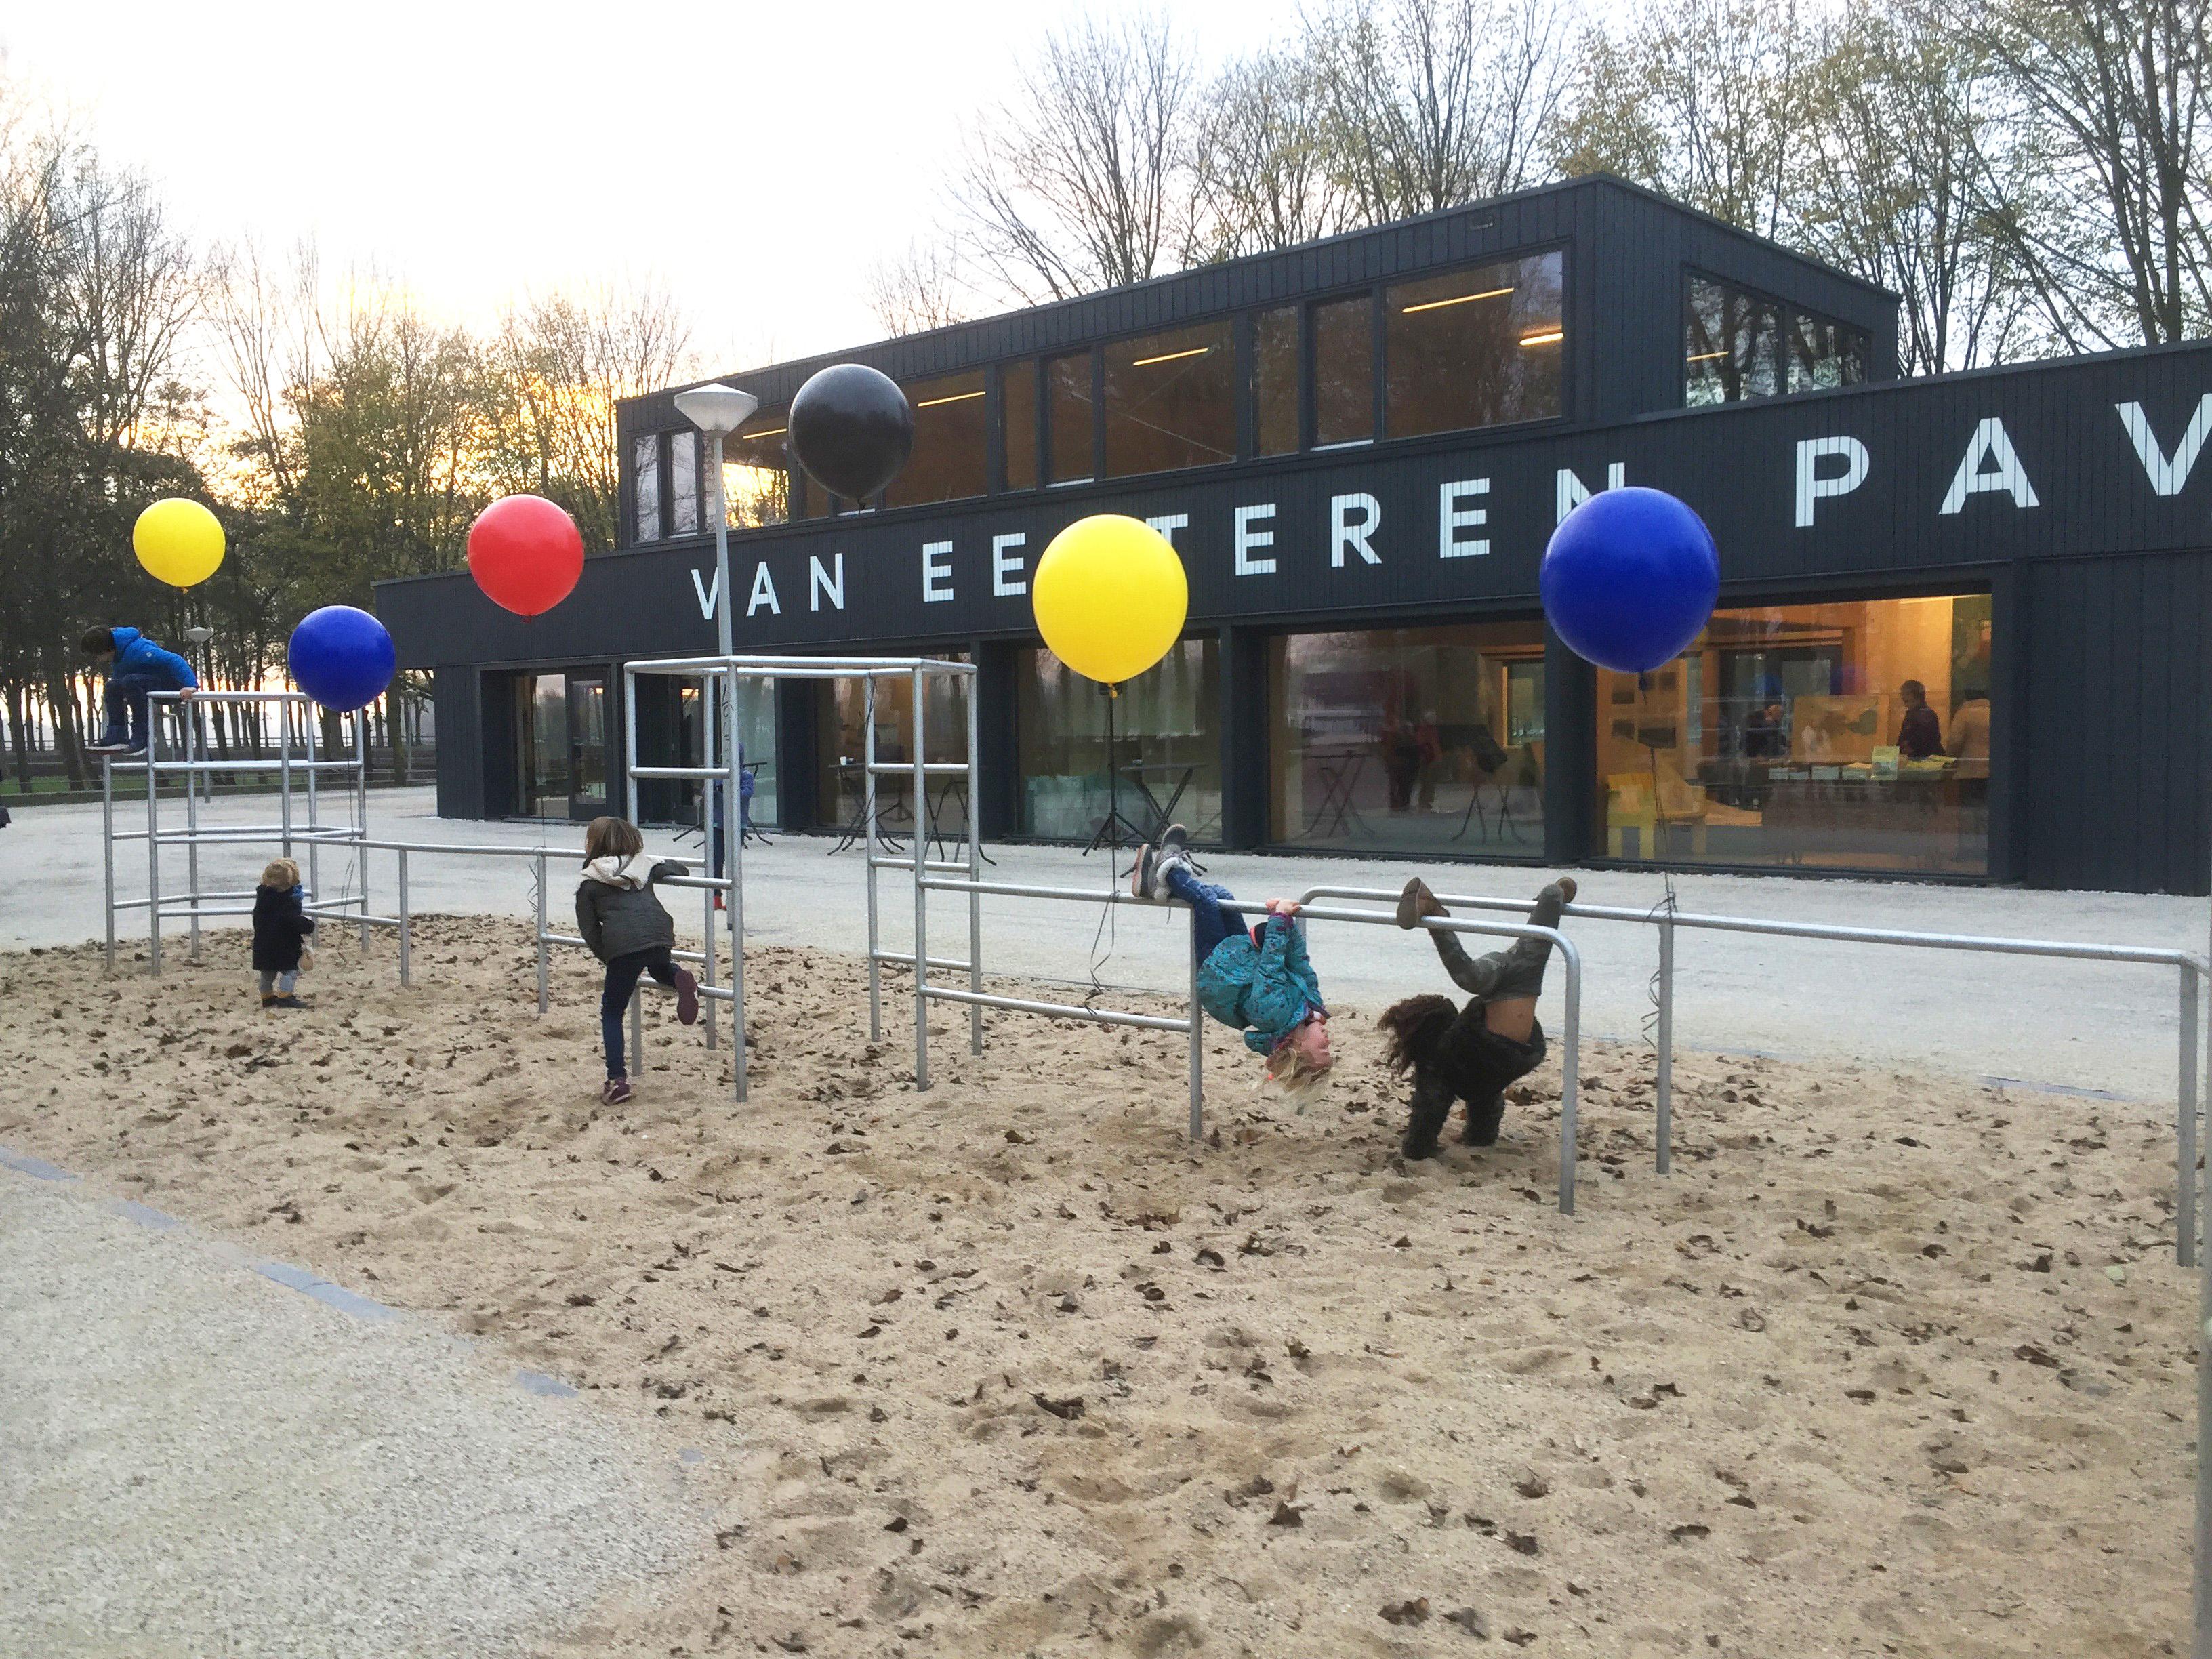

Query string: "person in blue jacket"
[[81, 626, 197, 756], [1134, 824, 1334, 1092]]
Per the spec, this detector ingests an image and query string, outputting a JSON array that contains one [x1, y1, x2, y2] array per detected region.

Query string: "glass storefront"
[[1017, 640, 1221, 842], [1596, 594, 1993, 873], [817, 656, 972, 837], [516, 673, 570, 817], [1270, 624, 1547, 855]]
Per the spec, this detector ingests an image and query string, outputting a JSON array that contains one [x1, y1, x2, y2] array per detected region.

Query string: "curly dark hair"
[[1375, 994, 1456, 1075]]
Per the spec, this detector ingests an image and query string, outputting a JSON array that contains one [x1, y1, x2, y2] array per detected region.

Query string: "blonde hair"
[[262, 858, 300, 888], [583, 816, 644, 863], [1263, 1023, 1332, 1096]]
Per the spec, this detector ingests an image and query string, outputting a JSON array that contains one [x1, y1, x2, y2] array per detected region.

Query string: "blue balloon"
[[288, 605, 396, 712], [1540, 487, 1720, 674]]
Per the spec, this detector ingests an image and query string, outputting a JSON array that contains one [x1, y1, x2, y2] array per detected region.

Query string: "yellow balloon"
[[133, 497, 226, 588], [1031, 514, 1189, 684]]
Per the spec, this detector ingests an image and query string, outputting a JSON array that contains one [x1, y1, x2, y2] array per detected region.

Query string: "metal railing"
[[1300, 882, 2209, 1265]]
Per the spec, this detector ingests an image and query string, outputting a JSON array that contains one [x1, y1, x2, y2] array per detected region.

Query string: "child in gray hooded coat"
[[576, 816, 699, 1103]]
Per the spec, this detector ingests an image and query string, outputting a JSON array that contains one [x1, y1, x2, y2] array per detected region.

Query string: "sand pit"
[[0, 917, 2194, 1656]]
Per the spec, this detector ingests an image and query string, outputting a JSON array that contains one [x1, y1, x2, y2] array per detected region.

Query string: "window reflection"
[[1270, 624, 1546, 854], [1688, 275, 1866, 407], [1596, 594, 1992, 872], [1787, 314, 1869, 394], [1017, 641, 1221, 842], [1103, 322, 1235, 477], [1313, 295, 1374, 447], [632, 434, 660, 541], [669, 432, 699, 535], [1045, 351, 1094, 484], [1386, 251, 1563, 436], [889, 370, 987, 507], [1254, 306, 1298, 456], [724, 413, 790, 527], [815, 657, 972, 836], [1002, 361, 1038, 490]]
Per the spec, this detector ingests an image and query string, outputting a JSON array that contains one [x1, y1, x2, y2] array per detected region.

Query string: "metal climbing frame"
[[102, 691, 369, 975]]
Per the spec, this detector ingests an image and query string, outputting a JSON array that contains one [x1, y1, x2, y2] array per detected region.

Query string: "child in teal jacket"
[[1135, 826, 1334, 1090]]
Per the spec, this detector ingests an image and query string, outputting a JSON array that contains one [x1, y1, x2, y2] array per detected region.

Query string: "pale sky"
[[2, 0, 1309, 373]]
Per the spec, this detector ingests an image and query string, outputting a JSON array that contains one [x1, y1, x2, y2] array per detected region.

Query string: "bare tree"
[[951, 11, 1203, 303], [1924, 0, 2209, 349], [1798, 10, 2050, 372], [864, 239, 972, 336], [1193, 45, 1354, 256], [1552, 0, 1819, 242], [1305, 0, 1578, 224]]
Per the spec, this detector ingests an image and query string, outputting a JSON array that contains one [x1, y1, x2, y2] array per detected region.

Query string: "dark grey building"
[[377, 174, 2212, 893]]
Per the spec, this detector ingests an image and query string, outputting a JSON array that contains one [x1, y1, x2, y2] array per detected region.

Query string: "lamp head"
[[673, 383, 761, 438]]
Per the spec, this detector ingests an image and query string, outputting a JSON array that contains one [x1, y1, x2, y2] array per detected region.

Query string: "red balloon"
[[466, 495, 584, 617]]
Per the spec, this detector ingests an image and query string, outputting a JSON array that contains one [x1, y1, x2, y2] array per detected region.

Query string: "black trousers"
[[601, 947, 679, 1079], [1402, 1017, 1547, 1155]]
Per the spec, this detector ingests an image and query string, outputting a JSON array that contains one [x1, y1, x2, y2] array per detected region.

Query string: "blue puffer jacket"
[[107, 627, 198, 689], [1195, 913, 1327, 1055]]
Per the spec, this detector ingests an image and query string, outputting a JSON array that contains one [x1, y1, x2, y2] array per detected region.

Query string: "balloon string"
[[1086, 682, 1120, 1006]]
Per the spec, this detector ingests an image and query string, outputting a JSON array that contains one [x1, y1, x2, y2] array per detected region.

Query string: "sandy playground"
[[0, 915, 2196, 1657]]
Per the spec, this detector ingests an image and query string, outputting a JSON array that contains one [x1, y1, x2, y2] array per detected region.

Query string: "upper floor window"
[[1687, 274, 1865, 407], [1313, 294, 1374, 448], [1386, 250, 1563, 437], [1254, 306, 1298, 457], [1045, 350, 1094, 485], [725, 413, 790, 528], [1104, 321, 1235, 478], [1002, 361, 1038, 491], [670, 430, 700, 535], [632, 434, 660, 541], [889, 370, 987, 508]]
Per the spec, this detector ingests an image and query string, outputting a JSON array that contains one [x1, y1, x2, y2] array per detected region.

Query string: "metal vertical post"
[[964, 665, 981, 1055], [355, 709, 370, 951], [701, 878, 718, 1051], [397, 848, 411, 987], [2179, 966, 2198, 1269], [623, 668, 640, 827], [864, 676, 881, 1042], [1656, 916, 1675, 1176], [912, 665, 929, 1091], [102, 756, 115, 971], [2200, 884, 2212, 1659], [710, 433, 733, 657], [1188, 912, 1204, 1141], [535, 850, 550, 1015], [184, 701, 202, 962], [726, 662, 745, 1103], [278, 697, 294, 861], [145, 724, 161, 976], [304, 700, 321, 920], [1557, 939, 1582, 1216]]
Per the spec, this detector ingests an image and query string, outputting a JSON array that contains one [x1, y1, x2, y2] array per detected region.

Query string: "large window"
[[726, 413, 790, 527], [815, 659, 971, 836], [1596, 594, 1992, 873], [1386, 251, 1563, 437], [1017, 641, 1221, 842], [632, 436, 660, 541], [669, 432, 699, 535], [1313, 295, 1374, 447], [1687, 275, 1867, 407], [1270, 624, 1546, 855], [516, 674, 571, 817], [889, 370, 987, 508], [1045, 350, 1094, 485], [1254, 306, 1298, 456], [1103, 321, 1235, 478], [1003, 362, 1038, 490]]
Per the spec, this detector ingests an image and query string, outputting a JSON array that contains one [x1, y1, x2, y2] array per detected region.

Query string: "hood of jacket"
[[582, 851, 658, 890], [109, 626, 144, 653]]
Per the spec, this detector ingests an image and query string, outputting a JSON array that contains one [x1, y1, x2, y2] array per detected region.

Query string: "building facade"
[[377, 176, 2212, 894]]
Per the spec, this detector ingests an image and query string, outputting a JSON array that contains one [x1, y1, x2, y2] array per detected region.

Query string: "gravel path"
[[0, 1166, 711, 1658]]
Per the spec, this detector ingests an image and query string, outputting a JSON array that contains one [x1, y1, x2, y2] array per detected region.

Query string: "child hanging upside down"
[[1379, 875, 1577, 1160], [1134, 825, 1334, 1093]]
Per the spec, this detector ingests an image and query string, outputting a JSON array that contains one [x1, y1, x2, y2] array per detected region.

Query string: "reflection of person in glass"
[[1896, 680, 1944, 759], [1741, 701, 1787, 758], [1946, 696, 1990, 778]]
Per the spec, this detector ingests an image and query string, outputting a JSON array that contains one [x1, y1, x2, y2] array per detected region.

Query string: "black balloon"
[[787, 363, 914, 501]]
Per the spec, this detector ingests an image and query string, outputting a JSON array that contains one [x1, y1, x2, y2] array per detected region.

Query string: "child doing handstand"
[[1134, 825, 1334, 1092], [1380, 874, 1576, 1159], [576, 816, 701, 1105]]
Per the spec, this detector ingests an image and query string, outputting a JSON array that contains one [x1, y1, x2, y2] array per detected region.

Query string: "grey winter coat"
[[575, 853, 689, 961]]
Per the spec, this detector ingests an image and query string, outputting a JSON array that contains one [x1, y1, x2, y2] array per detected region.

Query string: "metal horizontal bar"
[[922, 876, 1170, 908], [627, 765, 739, 779], [869, 857, 972, 874], [539, 930, 588, 949], [152, 903, 258, 919], [920, 983, 1190, 1033], [626, 653, 975, 676], [1296, 884, 2208, 975], [659, 874, 729, 891], [131, 760, 363, 773], [866, 762, 968, 776], [699, 985, 734, 1003], [873, 951, 977, 972], [148, 691, 316, 704]]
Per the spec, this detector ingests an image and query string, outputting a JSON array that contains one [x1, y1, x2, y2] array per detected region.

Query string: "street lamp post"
[[672, 383, 761, 655]]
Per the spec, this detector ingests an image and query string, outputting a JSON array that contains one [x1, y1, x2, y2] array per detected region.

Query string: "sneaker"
[[88, 741, 145, 758], [672, 967, 699, 1025], [270, 995, 306, 1010], [1147, 824, 1193, 902], [1130, 843, 1159, 901], [712, 892, 726, 912], [1396, 877, 1448, 929], [600, 1076, 632, 1106], [260, 994, 279, 1009]]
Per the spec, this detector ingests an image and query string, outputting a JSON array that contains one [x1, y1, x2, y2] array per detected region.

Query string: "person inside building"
[[1382, 875, 1576, 1158], [1895, 680, 1944, 760], [1741, 700, 1788, 758], [80, 626, 197, 756], [1946, 693, 1990, 777]]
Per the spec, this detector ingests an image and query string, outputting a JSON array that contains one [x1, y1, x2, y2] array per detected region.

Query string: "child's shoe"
[[269, 995, 306, 1010], [1147, 824, 1194, 901], [601, 1076, 632, 1105], [1396, 877, 1448, 928], [673, 968, 700, 1025], [260, 994, 278, 1009]]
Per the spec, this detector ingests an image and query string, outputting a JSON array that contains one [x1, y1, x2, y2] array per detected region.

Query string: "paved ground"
[[0, 1155, 710, 1659], [5, 783, 2207, 1101]]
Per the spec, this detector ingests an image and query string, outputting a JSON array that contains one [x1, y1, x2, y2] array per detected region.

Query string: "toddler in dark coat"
[[252, 857, 315, 1009]]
